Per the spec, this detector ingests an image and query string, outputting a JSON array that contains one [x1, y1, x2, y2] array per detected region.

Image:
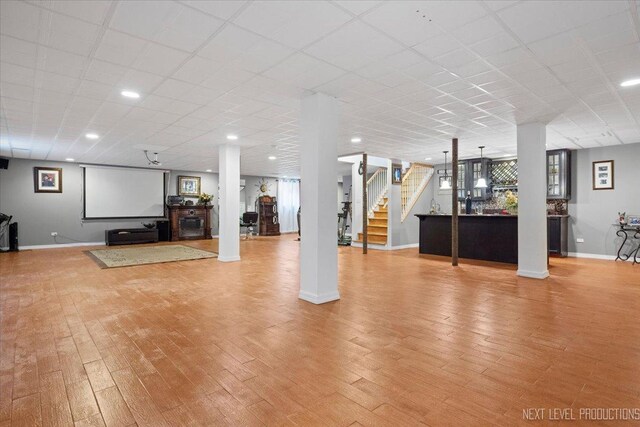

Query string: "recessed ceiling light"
[[85, 133, 99, 140], [268, 155, 276, 160], [424, 157, 432, 161], [65, 158, 75, 162], [283, 175, 288, 178], [206, 169, 212, 172], [503, 154, 513, 157], [226, 134, 238, 140], [620, 78, 640, 87], [121, 90, 140, 99], [351, 137, 362, 143]]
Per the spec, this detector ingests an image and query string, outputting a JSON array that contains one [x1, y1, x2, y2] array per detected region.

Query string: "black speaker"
[[0, 158, 8, 170], [156, 220, 170, 242], [8, 222, 18, 251]]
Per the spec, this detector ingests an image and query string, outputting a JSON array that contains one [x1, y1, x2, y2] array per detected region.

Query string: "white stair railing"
[[401, 164, 434, 222], [366, 168, 388, 217]]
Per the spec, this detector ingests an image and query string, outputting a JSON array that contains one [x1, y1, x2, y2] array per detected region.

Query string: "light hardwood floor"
[[1, 236, 639, 426]]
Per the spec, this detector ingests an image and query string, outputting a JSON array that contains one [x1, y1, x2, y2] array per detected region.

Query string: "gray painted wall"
[[389, 169, 435, 247], [568, 143, 640, 256], [0, 158, 285, 246], [0, 159, 154, 246]]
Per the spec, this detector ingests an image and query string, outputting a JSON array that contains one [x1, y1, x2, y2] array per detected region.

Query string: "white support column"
[[299, 92, 339, 304], [517, 122, 549, 279], [218, 144, 241, 262]]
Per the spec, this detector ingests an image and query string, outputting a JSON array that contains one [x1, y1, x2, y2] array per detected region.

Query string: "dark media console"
[[105, 228, 159, 246]]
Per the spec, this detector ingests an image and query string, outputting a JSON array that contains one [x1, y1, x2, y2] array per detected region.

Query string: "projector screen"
[[83, 165, 166, 219]]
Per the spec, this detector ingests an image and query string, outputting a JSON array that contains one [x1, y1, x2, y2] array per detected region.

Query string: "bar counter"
[[415, 214, 518, 264]]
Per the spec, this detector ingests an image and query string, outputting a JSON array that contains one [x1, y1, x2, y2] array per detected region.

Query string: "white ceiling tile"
[[0, 62, 36, 86], [171, 55, 225, 85], [1, 0, 638, 172], [154, 5, 224, 52], [46, 11, 100, 56], [153, 78, 197, 100], [497, 0, 629, 44], [304, 21, 404, 70], [51, 0, 113, 24], [109, 0, 177, 40], [0, 0, 41, 42], [234, 1, 351, 49], [94, 30, 149, 66], [131, 42, 190, 76], [118, 69, 165, 95], [362, 1, 443, 46], [198, 25, 262, 62], [413, 33, 462, 59], [422, 0, 487, 31], [39, 47, 87, 78], [0, 36, 38, 69], [182, 0, 248, 20], [84, 59, 129, 85], [334, 1, 382, 16], [262, 53, 346, 89], [433, 48, 477, 69]]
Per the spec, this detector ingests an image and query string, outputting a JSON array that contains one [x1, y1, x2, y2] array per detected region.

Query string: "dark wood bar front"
[[415, 214, 518, 264]]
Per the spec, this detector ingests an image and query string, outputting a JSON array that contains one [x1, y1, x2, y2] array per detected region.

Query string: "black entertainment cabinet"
[[105, 228, 159, 246]]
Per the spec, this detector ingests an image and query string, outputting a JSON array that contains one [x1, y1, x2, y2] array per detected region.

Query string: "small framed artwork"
[[178, 176, 201, 197], [34, 167, 62, 193], [628, 215, 640, 227], [391, 164, 402, 185], [592, 160, 614, 190]]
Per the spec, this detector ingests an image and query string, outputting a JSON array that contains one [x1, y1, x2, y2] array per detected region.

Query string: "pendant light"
[[440, 150, 451, 189], [475, 145, 487, 188]]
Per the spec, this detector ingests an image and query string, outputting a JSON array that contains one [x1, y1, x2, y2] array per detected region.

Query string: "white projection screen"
[[83, 165, 166, 219]]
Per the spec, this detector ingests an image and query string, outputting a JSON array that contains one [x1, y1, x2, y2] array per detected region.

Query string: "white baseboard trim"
[[217, 255, 241, 262], [568, 252, 617, 261], [517, 269, 550, 279], [350, 242, 418, 251], [351, 242, 388, 250], [298, 290, 340, 304], [18, 242, 106, 250], [388, 243, 419, 250]]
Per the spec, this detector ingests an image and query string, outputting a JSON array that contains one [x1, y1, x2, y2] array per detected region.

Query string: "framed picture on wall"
[[391, 164, 402, 185], [178, 175, 201, 197], [34, 167, 62, 193], [592, 160, 614, 190]]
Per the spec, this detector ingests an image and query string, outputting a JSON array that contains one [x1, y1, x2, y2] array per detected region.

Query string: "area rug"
[[87, 244, 217, 268]]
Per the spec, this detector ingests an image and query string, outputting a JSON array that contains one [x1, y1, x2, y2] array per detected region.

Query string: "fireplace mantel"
[[167, 204, 212, 241]]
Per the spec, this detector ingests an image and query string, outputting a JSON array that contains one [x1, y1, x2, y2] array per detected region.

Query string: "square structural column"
[[299, 92, 339, 304], [517, 122, 549, 279], [218, 144, 241, 262]]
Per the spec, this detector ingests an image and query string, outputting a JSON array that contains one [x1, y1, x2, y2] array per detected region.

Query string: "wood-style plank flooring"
[[1, 236, 639, 426]]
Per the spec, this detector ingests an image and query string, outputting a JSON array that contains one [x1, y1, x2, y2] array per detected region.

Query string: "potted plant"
[[198, 192, 213, 205], [505, 190, 518, 215]]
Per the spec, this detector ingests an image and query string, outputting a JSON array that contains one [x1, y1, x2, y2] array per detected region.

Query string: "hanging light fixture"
[[440, 150, 451, 189], [475, 145, 487, 188]]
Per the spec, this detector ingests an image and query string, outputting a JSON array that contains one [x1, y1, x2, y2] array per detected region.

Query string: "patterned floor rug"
[[87, 244, 217, 268]]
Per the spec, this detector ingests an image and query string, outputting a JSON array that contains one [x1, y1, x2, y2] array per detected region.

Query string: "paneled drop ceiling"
[[1, 0, 639, 176]]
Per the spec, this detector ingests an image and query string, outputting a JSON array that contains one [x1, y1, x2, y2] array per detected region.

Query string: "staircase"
[[356, 167, 388, 245], [401, 163, 434, 222], [357, 197, 388, 244]]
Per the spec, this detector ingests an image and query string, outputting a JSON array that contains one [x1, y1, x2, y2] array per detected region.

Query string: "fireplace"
[[179, 216, 204, 238], [167, 205, 212, 241]]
